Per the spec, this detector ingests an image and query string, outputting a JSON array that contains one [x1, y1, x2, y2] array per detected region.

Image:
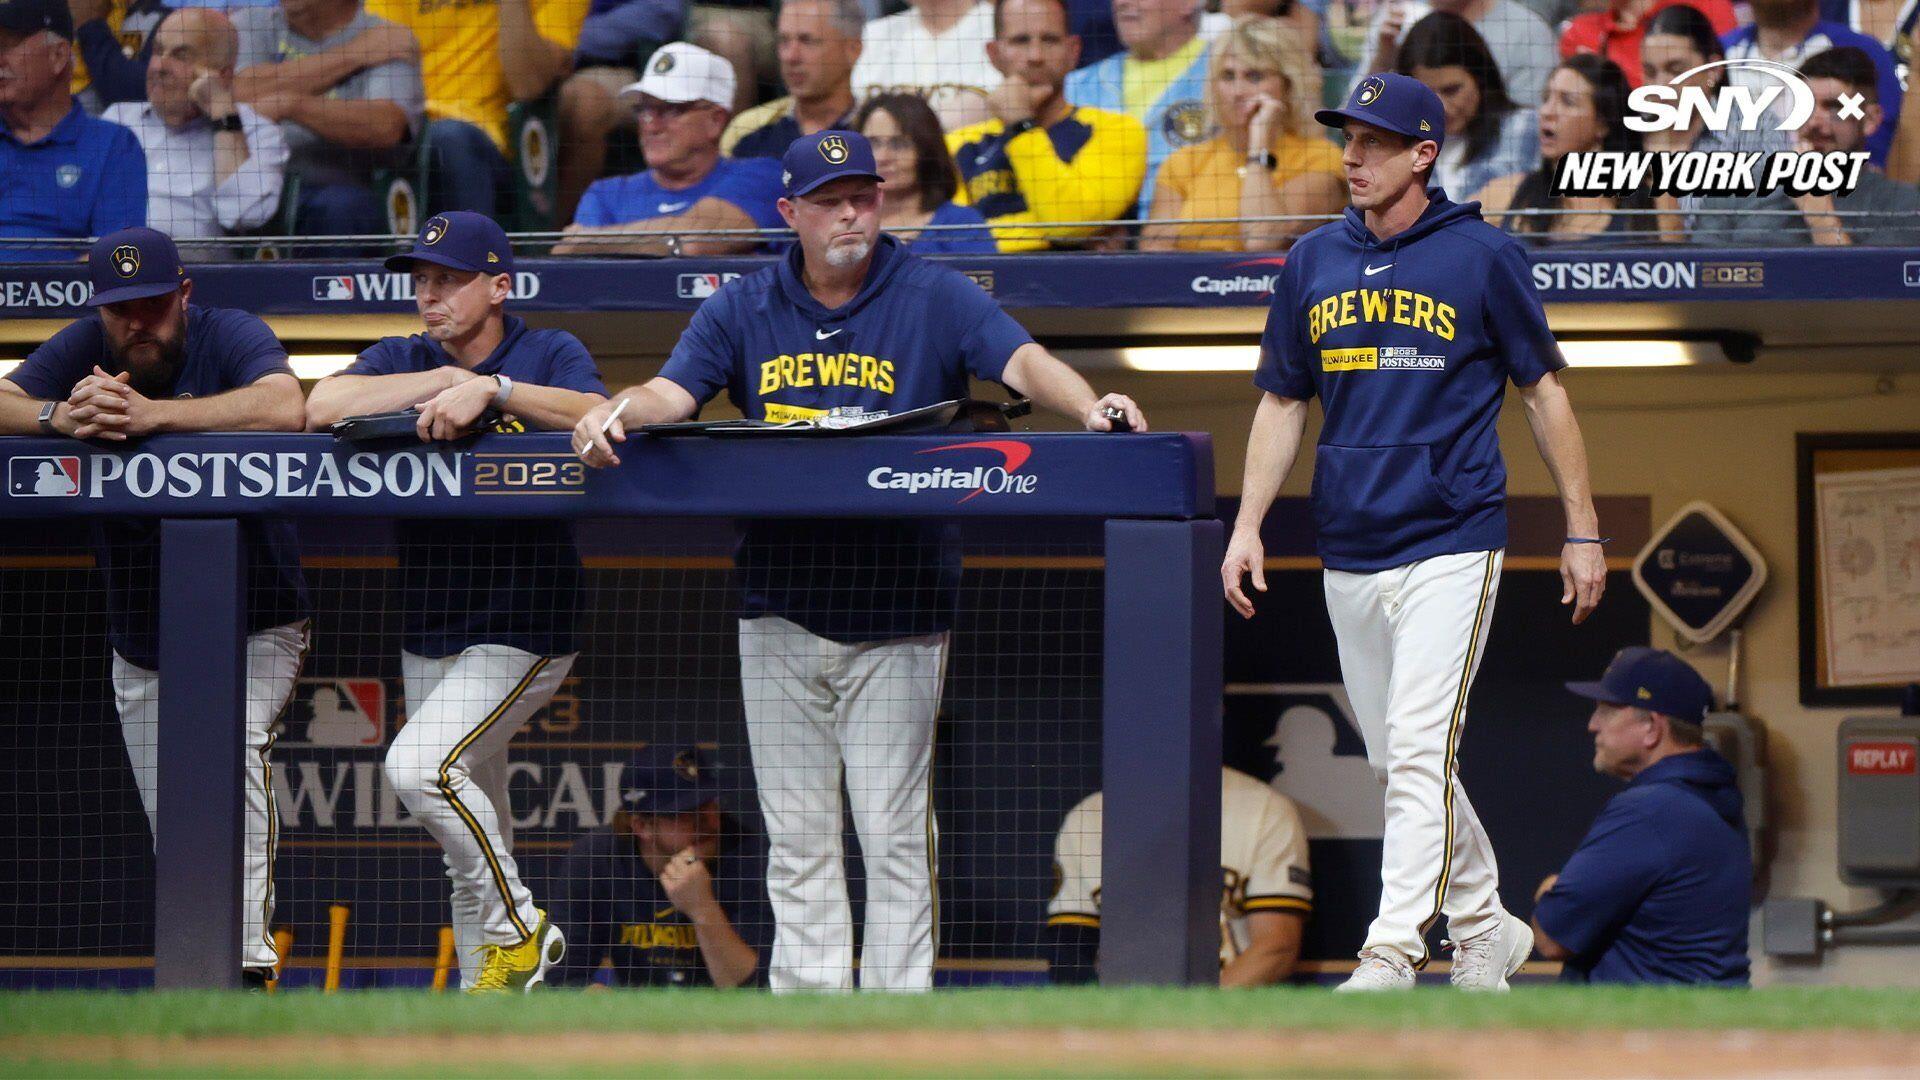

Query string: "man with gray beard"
[[573, 129, 1144, 992]]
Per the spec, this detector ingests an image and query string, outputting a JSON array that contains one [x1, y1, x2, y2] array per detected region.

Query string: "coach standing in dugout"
[[1221, 73, 1606, 992], [573, 130, 1144, 992], [0, 226, 311, 989], [306, 211, 608, 993]]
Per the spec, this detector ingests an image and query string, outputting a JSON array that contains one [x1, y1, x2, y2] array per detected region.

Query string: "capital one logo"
[[866, 439, 1038, 503], [1625, 59, 1833, 134]]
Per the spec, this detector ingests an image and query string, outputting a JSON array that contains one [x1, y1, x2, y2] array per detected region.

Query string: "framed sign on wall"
[[1796, 433, 1920, 707]]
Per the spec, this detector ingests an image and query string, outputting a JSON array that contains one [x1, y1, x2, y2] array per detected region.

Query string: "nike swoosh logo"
[[1364, 263, 1392, 276], [815, 328, 843, 340], [659, 200, 689, 213]]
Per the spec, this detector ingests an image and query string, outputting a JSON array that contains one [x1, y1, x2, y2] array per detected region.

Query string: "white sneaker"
[[1335, 949, 1416, 992], [1447, 911, 1534, 992]]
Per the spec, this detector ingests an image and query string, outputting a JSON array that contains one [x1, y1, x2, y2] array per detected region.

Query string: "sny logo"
[[1556, 59, 1868, 201], [8, 456, 82, 497]]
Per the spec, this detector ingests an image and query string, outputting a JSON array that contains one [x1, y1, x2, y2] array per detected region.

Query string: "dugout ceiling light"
[[289, 354, 360, 380], [1556, 333, 1757, 368], [1115, 346, 1259, 372]]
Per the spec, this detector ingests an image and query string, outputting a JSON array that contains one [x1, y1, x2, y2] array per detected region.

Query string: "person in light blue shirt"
[[0, 0, 146, 263], [555, 41, 785, 255], [1062, 0, 1210, 217]]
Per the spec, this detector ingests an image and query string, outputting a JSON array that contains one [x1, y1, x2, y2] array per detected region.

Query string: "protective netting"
[[0, 513, 1103, 990], [6, 0, 1914, 261]]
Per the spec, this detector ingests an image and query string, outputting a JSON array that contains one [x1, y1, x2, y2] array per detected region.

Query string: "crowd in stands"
[[5, 0, 1920, 261]]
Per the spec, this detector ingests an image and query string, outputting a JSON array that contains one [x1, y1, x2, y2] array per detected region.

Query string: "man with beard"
[[573, 130, 1145, 992], [1723, 0, 1903, 164], [305, 211, 607, 993], [0, 226, 311, 989], [947, 0, 1147, 251]]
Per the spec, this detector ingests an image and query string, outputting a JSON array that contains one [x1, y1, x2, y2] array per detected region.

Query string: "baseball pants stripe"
[[1324, 550, 1504, 967], [389, 645, 574, 981], [111, 620, 309, 972], [739, 616, 947, 993]]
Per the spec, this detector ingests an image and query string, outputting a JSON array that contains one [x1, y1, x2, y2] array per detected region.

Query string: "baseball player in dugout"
[[573, 129, 1144, 992], [1221, 72, 1606, 991], [547, 746, 772, 989], [1045, 767, 1313, 986], [305, 211, 610, 992], [0, 226, 312, 990]]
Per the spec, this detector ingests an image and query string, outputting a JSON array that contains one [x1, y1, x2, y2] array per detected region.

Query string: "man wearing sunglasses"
[[553, 41, 785, 256]]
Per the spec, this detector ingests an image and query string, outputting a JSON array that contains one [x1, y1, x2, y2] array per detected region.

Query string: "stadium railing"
[[0, 429, 1222, 990]]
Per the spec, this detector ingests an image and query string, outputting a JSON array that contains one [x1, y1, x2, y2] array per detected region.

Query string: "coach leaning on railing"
[[0, 226, 312, 991]]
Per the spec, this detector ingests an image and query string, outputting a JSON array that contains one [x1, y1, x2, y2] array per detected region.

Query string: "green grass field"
[[5, 988, 1920, 1078]]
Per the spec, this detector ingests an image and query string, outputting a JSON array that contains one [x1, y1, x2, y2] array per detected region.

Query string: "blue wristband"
[[1565, 537, 1610, 545]]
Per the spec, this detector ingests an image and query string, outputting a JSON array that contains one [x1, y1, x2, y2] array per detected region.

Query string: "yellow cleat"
[[469, 911, 565, 993]]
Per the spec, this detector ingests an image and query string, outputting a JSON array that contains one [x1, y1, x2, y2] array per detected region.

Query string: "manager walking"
[[574, 130, 1142, 992], [1221, 73, 1606, 992]]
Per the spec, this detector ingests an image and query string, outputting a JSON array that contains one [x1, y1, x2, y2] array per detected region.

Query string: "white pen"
[[599, 397, 630, 434]]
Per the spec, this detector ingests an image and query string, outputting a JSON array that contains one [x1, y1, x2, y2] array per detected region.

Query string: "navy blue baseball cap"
[[1566, 647, 1714, 723], [619, 745, 719, 816], [86, 227, 186, 307], [384, 211, 514, 275], [1316, 72, 1446, 149], [0, 0, 74, 40], [782, 130, 882, 197]]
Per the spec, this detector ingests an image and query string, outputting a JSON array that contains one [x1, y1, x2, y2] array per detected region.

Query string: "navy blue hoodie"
[[1535, 749, 1752, 986], [1255, 189, 1565, 572]]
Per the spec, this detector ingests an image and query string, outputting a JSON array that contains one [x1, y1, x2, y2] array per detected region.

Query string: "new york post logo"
[[1554, 59, 1868, 200], [8, 456, 81, 497], [678, 273, 740, 300]]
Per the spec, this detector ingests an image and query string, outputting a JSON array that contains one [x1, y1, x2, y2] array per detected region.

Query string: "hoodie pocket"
[[1309, 443, 1461, 559]]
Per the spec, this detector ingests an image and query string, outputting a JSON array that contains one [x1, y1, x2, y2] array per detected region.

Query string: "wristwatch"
[[38, 400, 58, 435], [491, 374, 514, 408], [211, 113, 244, 133], [1249, 149, 1278, 171]]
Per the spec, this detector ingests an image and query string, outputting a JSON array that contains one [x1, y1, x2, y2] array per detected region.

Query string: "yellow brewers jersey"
[[1047, 767, 1312, 964], [366, 0, 587, 152], [946, 106, 1146, 253]]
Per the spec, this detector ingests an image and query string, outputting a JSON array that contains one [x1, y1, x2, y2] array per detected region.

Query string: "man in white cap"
[[553, 41, 784, 256]]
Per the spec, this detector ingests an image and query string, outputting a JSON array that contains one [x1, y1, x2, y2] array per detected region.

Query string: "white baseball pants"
[[111, 620, 309, 973], [1323, 549, 1505, 967], [388, 645, 573, 987], [739, 616, 948, 993]]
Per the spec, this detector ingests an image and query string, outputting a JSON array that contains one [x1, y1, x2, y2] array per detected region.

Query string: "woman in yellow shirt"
[[1140, 15, 1346, 253]]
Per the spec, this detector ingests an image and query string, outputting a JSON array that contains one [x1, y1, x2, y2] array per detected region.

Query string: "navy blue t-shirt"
[[1256, 190, 1564, 572], [7, 305, 311, 670], [657, 234, 1034, 642], [546, 824, 772, 988], [342, 315, 606, 658], [1534, 749, 1752, 986]]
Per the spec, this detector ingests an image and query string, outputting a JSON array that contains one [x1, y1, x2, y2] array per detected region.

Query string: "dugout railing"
[[0, 430, 1221, 990]]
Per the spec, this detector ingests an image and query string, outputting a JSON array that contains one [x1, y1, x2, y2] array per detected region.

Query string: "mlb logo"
[[1905, 262, 1920, 288], [282, 678, 386, 747], [312, 276, 355, 301], [8, 456, 81, 497], [676, 273, 737, 299]]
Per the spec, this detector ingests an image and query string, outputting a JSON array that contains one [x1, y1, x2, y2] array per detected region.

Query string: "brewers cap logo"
[[112, 245, 140, 278], [672, 750, 701, 783], [421, 216, 448, 245], [1357, 76, 1385, 106], [652, 50, 675, 75], [818, 135, 849, 164]]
